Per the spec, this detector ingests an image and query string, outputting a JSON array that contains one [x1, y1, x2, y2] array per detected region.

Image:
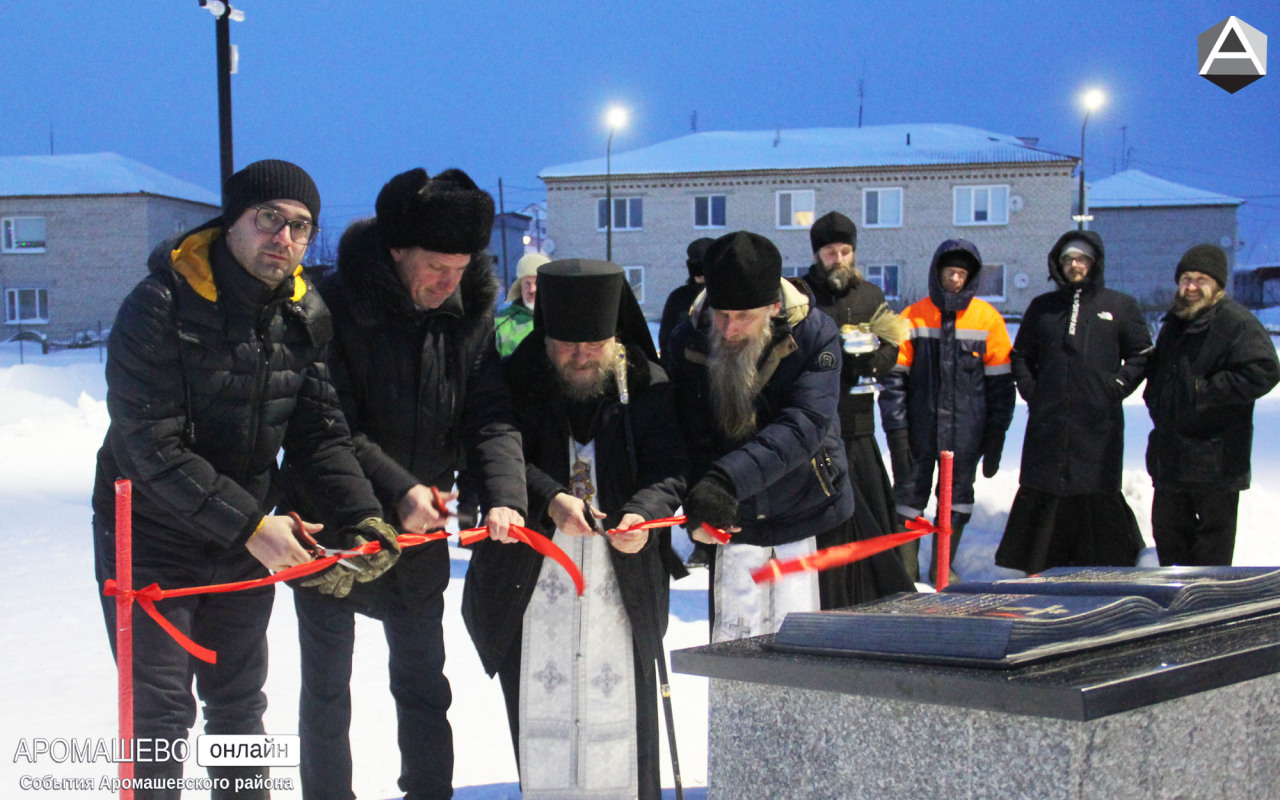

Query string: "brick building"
[[1, 153, 220, 341], [1088, 169, 1243, 311], [539, 124, 1078, 318]]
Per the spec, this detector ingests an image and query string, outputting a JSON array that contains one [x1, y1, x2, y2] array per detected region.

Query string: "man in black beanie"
[[93, 159, 397, 799], [658, 236, 714, 366], [464, 259, 687, 799], [803, 211, 913, 605], [668, 230, 855, 641], [283, 167, 527, 800], [1144, 243, 1279, 565]]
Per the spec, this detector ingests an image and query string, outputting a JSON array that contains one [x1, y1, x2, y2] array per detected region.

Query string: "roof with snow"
[[0, 153, 220, 206], [1089, 169, 1243, 209], [540, 124, 1075, 179]]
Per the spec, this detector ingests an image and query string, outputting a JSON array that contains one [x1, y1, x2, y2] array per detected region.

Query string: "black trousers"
[[1152, 488, 1241, 566], [293, 577, 453, 800], [94, 515, 273, 800]]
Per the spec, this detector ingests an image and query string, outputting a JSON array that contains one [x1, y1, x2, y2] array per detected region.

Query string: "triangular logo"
[[1219, 28, 1247, 53]]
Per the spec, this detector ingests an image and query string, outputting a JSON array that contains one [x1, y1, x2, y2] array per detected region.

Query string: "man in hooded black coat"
[[996, 230, 1151, 574], [463, 259, 687, 799]]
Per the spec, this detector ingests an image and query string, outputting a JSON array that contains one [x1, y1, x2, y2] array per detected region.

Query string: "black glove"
[[886, 428, 913, 485], [981, 431, 1005, 479], [299, 517, 402, 598], [683, 468, 738, 535]]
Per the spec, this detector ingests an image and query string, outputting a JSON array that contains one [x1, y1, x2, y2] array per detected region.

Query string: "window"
[[693, 195, 726, 229], [953, 186, 1010, 226], [624, 266, 645, 304], [776, 190, 815, 229], [864, 264, 900, 299], [780, 265, 805, 279], [975, 264, 1005, 301], [597, 197, 643, 231], [5, 288, 49, 324], [2, 217, 47, 253], [862, 188, 903, 228]]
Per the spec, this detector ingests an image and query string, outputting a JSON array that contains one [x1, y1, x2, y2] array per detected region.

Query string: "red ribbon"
[[750, 523, 932, 585]]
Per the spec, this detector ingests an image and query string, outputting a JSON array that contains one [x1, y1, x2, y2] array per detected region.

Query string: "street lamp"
[[1076, 88, 1105, 231], [198, 1, 245, 195], [605, 106, 627, 261]]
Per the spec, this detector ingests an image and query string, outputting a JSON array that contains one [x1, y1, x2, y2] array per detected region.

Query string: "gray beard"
[[816, 261, 861, 294], [708, 324, 772, 443], [1171, 288, 1224, 320], [555, 360, 615, 403]]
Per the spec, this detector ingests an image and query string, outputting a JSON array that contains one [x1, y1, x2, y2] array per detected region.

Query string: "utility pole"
[[198, 1, 244, 195]]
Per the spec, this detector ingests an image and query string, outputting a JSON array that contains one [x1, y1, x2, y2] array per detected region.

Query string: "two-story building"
[[539, 124, 1078, 318], [1, 152, 220, 342]]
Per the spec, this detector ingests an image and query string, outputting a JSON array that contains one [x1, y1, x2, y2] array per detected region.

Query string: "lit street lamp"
[[1076, 88, 1105, 231], [605, 106, 627, 262], [198, 1, 245, 195]]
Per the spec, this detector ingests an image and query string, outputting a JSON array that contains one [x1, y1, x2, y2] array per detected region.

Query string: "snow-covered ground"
[[2, 337, 1278, 799]]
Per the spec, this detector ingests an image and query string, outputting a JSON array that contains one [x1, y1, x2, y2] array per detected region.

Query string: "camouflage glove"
[[298, 517, 402, 598]]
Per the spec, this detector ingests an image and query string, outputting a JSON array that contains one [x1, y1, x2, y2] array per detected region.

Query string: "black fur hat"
[[375, 167, 495, 254]]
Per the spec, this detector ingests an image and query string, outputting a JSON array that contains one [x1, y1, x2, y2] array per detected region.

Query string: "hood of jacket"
[[1046, 230, 1106, 293], [332, 217, 498, 326], [928, 238, 982, 313]]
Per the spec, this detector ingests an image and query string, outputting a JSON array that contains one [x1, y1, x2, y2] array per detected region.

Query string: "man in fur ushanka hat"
[[464, 258, 687, 799], [282, 166, 528, 800]]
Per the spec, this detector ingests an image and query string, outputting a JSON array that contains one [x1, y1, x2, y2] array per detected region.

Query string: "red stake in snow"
[[114, 479, 134, 800], [936, 450, 954, 592]]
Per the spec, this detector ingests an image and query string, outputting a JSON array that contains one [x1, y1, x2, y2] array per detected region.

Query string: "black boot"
[[895, 514, 920, 583]]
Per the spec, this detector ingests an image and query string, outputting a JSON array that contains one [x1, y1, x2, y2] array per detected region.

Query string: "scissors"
[[288, 512, 365, 571]]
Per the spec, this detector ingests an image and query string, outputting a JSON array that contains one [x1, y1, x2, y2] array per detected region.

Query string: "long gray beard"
[[816, 261, 861, 294], [1171, 288, 1224, 320], [708, 325, 771, 443]]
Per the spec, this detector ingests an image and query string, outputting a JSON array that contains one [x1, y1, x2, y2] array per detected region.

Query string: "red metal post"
[[115, 479, 134, 799], [936, 451, 954, 591]]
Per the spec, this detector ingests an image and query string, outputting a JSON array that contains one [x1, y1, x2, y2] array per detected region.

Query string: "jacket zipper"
[[811, 455, 833, 497]]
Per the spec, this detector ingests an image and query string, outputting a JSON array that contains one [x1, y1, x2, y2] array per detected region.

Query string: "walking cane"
[[616, 345, 684, 799]]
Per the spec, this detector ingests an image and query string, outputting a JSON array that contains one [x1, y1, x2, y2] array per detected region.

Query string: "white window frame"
[[2, 216, 47, 253], [5, 287, 50, 324], [863, 264, 901, 300], [862, 188, 903, 228], [953, 185, 1010, 226], [624, 266, 645, 304], [780, 265, 805, 280], [693, 194, 726, 229], [597, 197, 643, 231], [775, 190, 815, 229], [975, 263, 1006, 302]]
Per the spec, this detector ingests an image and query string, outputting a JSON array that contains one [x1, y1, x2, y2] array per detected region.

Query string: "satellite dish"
[[1009, 195, 1024, 213], [1220, 236, 1233, 249], [1013, 272, 1030, 289]]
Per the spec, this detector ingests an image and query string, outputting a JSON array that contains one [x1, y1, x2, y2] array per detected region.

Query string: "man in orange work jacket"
[[879, 239, 1015, 583]]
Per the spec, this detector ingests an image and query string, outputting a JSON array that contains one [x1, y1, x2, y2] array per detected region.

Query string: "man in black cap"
[[996, 231, 1151, 575], [93, 159, 397, 799], [803, 211, 913, 605], [879, 238, 1015, 584], [464, 259, 687, 799], [284, 167, 527, 800], [1144, 243, 1279, 566], [658, 237, 714, 366], [668, 230, 855, 641]]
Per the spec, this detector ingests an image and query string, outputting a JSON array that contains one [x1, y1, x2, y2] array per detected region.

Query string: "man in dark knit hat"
[[995, 231, 1151, 575], [668, 230, 855, 641], [803, 211, 914, 605], [93, 159, 397, 799], [464, 259, 687, 799], [658, 236, 714, 366], [283, 167, 527, 800], [1144, 243, 1279, 566]]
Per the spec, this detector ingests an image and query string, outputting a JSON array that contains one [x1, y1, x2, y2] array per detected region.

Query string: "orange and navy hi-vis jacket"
[[879, 239, 1015, 464]]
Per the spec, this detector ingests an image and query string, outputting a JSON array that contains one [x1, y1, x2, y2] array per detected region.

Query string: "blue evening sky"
[[3, 1, 1278, 260]]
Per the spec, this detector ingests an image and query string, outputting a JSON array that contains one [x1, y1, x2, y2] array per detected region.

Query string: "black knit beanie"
[[809, 211, 858, 253], [1175, 243, 1229, 289], [376, 167, 495, 254], [222, 160, 321, 226], [703, 231, 783, 311], [686, 237, 714, 279]]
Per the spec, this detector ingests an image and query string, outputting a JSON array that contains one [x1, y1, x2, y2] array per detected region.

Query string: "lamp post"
[[605, 106, 627, 262], [1076, 88, 1105, 231], [198, 1, 245, 195]]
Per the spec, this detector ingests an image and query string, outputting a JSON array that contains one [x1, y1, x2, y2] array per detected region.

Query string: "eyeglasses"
[[1062, 255, 1093, 266], [1178, 274, 1218, 291], [252, 206, 318, 245]]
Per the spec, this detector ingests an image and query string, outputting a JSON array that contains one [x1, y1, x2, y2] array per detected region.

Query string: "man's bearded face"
[[1172, 271, 1223, 320], [547, 337, 617, 402], [816, 242, 857, 292], [707, 305, 775, 442]]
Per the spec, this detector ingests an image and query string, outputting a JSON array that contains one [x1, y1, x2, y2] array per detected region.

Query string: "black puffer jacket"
[[1144, 295, 1280, 492], [803, 266, 899, 439], [1013, 231, 1152, 494], [463, 330, 687, 677], [282, 218, 526, 609], [668, 279, 854, 546], [93, 222, 380, 548]]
